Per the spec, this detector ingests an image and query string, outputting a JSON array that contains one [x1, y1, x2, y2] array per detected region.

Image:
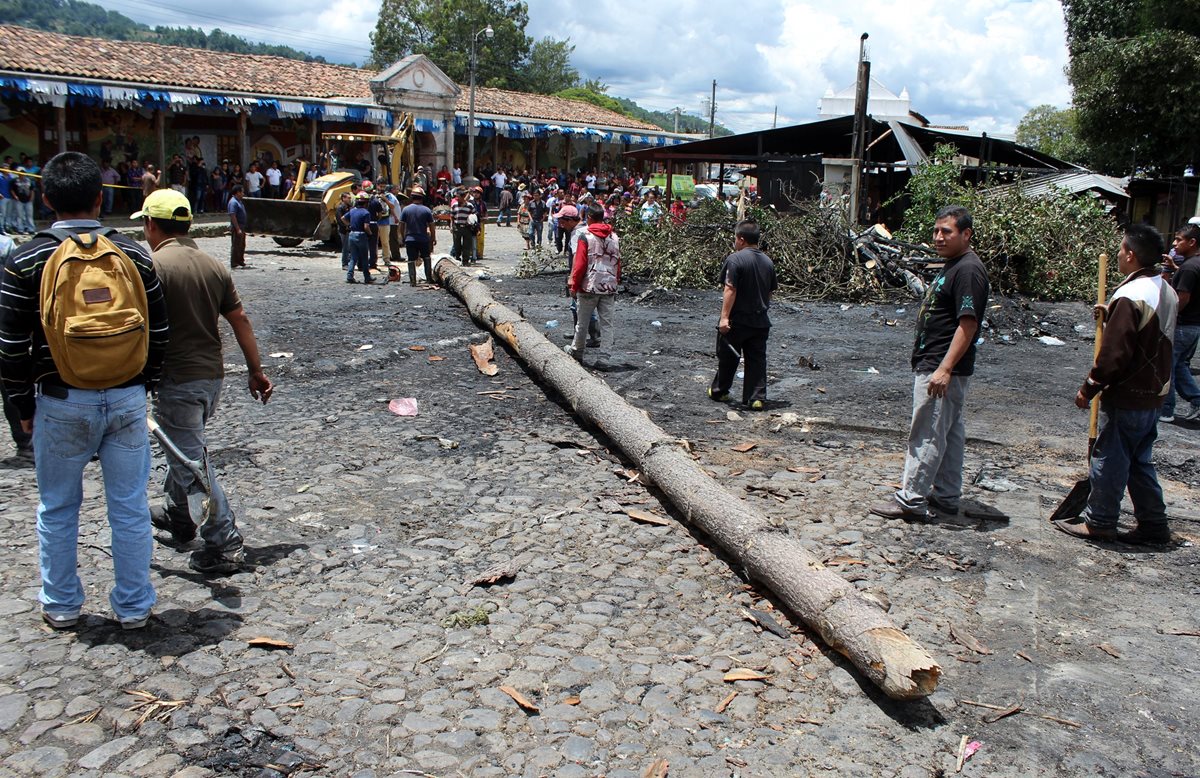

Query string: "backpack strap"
[[35, 227, 122, 250]]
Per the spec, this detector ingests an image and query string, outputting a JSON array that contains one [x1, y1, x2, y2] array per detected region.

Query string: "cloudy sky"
[[90, 0, 1072, 136]]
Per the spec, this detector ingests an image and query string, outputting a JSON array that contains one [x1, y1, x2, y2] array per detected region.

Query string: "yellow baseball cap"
[[131, 189, 192, 221]]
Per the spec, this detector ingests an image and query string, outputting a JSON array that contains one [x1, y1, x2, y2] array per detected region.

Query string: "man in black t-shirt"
[[1162, 222, 1200, 422], [871, 205, 991, 521], [708, 220, 777, 409]]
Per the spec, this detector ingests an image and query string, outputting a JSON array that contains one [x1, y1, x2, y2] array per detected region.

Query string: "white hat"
[[1189, 216, 1200, 226]]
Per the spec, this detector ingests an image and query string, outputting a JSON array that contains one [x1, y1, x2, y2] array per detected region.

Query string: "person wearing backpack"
[[0, 152, 169, 631], [565, 204, 621, 364], [134, 188, 273, 574]]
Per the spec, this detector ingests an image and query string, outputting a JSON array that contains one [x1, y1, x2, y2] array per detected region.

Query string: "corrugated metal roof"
[[990, 172, 1130, 200]]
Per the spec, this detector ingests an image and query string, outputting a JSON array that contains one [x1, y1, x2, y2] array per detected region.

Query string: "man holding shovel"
[[1055, 224, 1176, 545], [135, 189, 273, 574]]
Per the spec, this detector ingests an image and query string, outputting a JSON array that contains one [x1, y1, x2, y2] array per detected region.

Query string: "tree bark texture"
[[434, 258, 941, 701]]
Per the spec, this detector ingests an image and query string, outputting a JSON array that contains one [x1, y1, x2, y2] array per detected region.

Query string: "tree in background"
[[371, 0, 578, 94], [1062, 0, 1200, 175], [1015, 105, 1090, 167]]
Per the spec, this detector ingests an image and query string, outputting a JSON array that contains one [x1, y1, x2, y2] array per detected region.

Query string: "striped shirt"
[[0, 221, 169, 419], [451, 198, 474, 226]]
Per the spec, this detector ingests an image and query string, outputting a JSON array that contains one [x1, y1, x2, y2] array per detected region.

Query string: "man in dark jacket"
[[0, 152, 170, 630], [1056, 223, 1177, 545]]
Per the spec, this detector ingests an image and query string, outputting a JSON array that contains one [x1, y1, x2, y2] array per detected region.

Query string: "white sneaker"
[[1179, 404, 1200, 422]]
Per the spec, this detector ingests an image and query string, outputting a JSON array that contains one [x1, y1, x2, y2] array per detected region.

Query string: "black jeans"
[[406, 240, 433, 286], [2, 384, 29, 449], [712, 326, 770, 405]]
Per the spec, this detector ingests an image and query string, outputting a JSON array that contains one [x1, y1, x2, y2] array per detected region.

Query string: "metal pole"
[[468, 34, 477, 184], [773, 106, 778, 129]]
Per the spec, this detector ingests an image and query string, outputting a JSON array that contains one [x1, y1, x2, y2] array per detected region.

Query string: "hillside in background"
[[1, 0, 332, 63]]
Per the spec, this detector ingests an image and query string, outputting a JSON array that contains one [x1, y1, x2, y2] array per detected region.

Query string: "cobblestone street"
[[0, 223, 1197, 777]]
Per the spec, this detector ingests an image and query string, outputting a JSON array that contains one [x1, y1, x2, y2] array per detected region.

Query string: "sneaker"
[[563, 344, 583, 363], [1160, 412, 1175, 423], [41, 609, 80, 630], [345, 277, 358, 284], [120, 613, 151, 630], [189, 546, 245, 575], [1177, 404, 1200, 422], [707, 387, 729, 402], [14, 444, 34, 466], [586, 338, 601, 349]]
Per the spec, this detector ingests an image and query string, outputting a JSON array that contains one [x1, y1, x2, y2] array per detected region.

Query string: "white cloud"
[[91, 0, 1070, 133]]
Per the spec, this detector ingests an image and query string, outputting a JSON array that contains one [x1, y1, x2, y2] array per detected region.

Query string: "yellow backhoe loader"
[[245, 113, 416, 249]]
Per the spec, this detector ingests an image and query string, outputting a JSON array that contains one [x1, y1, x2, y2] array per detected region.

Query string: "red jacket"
[[569, 223, 619, 294]]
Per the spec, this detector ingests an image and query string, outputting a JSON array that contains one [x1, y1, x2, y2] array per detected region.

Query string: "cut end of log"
[[870, 627, 942, 700]]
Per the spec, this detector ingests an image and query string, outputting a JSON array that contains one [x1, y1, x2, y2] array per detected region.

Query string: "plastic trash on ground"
[[388, 398, 418, 416]]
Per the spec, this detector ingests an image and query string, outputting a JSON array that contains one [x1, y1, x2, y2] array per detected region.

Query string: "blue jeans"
[[532, 220, 544, 247], [153, 377, 242, 552], [346, 232, 370, 280], [1163, 324, 1200, 417], [497, 207, 511, 226], [1084, 403, 1167, 531], [34, 384, 156, 620]]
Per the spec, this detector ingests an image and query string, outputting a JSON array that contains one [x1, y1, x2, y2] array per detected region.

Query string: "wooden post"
[[530, 135, 538, 172], [492, 133, 499, 168], [155, 109, 166, 175], [238, 111, 250, 170], [309, 118, 319, 165], [432, 260, 943, 701], [565, 134, 572, 171], [55, 106, 67, 154]]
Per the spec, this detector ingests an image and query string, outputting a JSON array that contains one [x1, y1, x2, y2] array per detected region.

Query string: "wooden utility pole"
[[673, 107, 680, 133], [433, 259, 942, 702], [708, 80, 717, 138], [849, 33, 871, 226], [773, 105, 778, 129]]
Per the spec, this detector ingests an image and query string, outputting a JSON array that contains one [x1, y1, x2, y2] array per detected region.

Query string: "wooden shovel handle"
[[1087, 253, 1108, 455]]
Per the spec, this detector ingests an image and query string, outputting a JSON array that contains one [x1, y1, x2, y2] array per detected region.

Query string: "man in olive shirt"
[[133, 189, 274, 575]]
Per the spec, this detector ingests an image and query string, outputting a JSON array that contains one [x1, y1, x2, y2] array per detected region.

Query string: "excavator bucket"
[[242, 197, 327, 240]]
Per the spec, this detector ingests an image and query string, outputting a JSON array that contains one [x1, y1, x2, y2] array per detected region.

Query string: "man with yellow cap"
[[135, 189, 273, 575]]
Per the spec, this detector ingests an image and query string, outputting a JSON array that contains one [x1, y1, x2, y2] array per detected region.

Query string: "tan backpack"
[[38, 228, 149, 389]]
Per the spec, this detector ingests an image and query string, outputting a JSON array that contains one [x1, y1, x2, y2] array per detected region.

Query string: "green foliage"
[[371, 0, 543, 90], [554, 87, 631, 117], [609, 97, 734, 136], [895, 147, 1122, 301], [1063, 0, 1200, 174], [1015, 105, 1090, 166], [521, 38, 580, 94], [3, 0, 328, 62]]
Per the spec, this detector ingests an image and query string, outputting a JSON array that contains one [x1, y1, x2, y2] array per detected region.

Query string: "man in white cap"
[[135, 189, 273, 575]]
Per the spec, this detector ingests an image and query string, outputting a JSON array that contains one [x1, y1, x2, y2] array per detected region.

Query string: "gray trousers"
[[895, 372, 971, 512], [572, 293, 615, 353], [153, 377, 243, 552]]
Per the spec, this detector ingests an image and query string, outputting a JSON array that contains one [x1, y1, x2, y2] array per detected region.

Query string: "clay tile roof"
[[456, 86, 662, 133], [0, 24, 373, 100]]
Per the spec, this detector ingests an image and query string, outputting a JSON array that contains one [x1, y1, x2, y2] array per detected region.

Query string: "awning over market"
[[0, 73, 394, 127]]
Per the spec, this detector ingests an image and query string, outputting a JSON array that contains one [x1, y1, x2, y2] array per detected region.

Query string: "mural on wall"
[[88, 110, 156, 165], [0, 109, 39, 161]]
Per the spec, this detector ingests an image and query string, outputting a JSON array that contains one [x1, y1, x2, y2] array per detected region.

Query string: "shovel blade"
[[1049, 477, 1091, 522]]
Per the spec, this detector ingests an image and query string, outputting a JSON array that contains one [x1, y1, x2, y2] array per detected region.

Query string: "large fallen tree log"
[[434, 258, 940, 701]]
